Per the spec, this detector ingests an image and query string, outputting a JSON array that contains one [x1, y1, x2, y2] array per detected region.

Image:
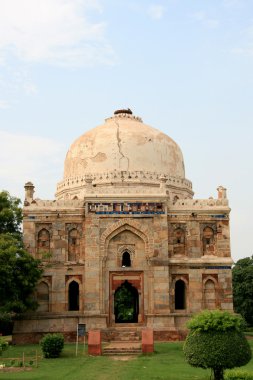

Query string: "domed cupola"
[[56, 110, 193, 199]]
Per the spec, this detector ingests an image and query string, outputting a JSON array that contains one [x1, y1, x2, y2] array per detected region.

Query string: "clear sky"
[[0, 0, 252, 262]]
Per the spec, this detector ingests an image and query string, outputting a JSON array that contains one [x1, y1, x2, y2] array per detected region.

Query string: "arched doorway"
[[68, 281, 79, 311], [114, 281, 139, 323]]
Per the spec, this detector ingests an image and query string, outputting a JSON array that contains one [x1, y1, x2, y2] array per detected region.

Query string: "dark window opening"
[[175, 280, 186, 310], [68, 281, 79, 311], [122, 251, 131, 267]]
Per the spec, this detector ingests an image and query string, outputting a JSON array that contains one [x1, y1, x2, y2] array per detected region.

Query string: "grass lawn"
[[0, 340, 252, 380]]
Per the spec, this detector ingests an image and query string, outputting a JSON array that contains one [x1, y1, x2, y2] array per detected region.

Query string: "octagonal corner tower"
[[56, 109, 193, 200]]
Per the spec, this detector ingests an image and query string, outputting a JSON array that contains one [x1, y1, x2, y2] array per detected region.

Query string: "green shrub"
[[183, 311, 252, 380], [0, 337, 8, 355], [187, 310, 246, 332], [225, 370, 253, 380], [40, 333, 64, 358], [184, 330, 251, 370]]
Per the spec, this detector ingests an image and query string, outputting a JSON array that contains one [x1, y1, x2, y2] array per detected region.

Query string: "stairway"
[[102, 327, 142, 355], [103, 342, 142, 356], [102, 326, 142, 342]]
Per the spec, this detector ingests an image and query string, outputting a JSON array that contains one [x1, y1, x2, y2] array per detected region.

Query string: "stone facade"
[[13, 110, 233, 343]]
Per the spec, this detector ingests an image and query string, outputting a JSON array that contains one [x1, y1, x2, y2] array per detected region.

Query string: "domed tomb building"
[[14, 110, 233, 343]]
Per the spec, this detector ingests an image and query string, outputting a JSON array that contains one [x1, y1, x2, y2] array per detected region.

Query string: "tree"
[[0, 191, 22, 236], [183, 310, 252, 380], [0, 233, 42, 316], [0, 191, 42, 330], [233, 256, 253, 326]]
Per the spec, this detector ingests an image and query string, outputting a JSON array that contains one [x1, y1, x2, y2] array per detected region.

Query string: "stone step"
[[103, 341, 142, 356], [103, 349, 142, 356], [117, 337, 140, 341], [102, 327, 142, 342], [103, 352, 142, 356]]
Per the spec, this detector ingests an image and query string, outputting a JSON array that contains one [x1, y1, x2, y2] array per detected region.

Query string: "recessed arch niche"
[[106, 229, 146, 269]]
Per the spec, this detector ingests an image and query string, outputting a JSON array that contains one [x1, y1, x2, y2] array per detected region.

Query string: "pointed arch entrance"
[[114, 281, 139, 323], [103, 221, 149, 326], [110, 271, 144, 325]]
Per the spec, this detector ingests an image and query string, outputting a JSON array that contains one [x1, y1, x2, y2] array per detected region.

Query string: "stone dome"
[[64, 111, 185, 178], [56, 110, 193, 199]]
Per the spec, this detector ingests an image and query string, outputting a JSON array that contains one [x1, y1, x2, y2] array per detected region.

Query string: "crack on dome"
[[115, 120, 129, 172]]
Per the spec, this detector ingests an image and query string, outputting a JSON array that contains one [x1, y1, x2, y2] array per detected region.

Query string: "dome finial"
[[114, 108, 132, 115]]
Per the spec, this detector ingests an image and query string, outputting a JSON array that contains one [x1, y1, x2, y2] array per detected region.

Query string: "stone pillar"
[[217, 186, 227, 199], [84, 214, 100, 315], [159, 175, 167, 192], [142, 328, 154, 353], [24, 181, 35, 202], [85, 176, 93, 192], [88, 330, 102, 356]]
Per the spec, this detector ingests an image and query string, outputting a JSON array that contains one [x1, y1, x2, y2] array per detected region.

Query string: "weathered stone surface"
[[14, 111, 233, 344]]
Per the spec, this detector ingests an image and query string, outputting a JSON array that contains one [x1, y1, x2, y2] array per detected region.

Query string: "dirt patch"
[[0, 367, 33, 372], [110, 356, 137, 361]]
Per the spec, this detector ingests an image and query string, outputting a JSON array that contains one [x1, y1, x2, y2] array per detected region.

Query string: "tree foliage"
[[0, 191, 22, 236], [0, 190, 42, 326], [233, 256, 253, 326], [0, 233, 42, 316], [183, 310, 252, 380]]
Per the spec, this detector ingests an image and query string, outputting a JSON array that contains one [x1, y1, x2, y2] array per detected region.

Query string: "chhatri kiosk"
[[14, 109, 233, 343]]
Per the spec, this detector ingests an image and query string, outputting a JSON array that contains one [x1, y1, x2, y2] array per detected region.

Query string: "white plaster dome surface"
[[63, 112, 185, 179]]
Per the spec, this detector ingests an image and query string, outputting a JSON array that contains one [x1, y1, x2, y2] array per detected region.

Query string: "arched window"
[[68, 228, 80, 262], [175, 280, 186, 310], [68, 281, 79, 311], [173, 228, 185, 255], [122, 251, 131, 267], [203, 227, 215, 254], [37, 229, 50, 256], [37, 281, 49, 312], [204, 279, 216, 310]]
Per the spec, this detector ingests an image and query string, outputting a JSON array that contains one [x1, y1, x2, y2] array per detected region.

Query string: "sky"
[[0, 0, 252, 262]]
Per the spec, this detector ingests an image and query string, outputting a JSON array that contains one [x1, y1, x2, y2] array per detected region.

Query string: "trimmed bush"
[[225, 370, 253, 380], [40, 333, 64, 358], [186, 309, 246, 332], [184, 330, 251, 372], [183, 310, 252, 380]]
